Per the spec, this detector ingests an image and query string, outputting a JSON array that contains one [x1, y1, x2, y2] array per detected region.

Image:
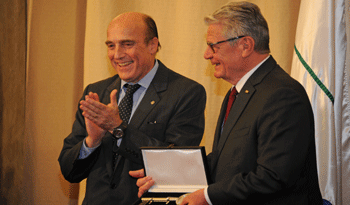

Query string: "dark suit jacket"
[[207, 56, 322, 204], [58, 60, 206, 205]]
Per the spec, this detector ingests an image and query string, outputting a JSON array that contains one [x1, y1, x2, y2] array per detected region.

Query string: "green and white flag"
[[291, 0, 350, 204]]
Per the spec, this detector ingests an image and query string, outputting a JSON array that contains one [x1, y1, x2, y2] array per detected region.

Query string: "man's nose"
[[113, 45, 125, 59], [204, 46, 213, 59]]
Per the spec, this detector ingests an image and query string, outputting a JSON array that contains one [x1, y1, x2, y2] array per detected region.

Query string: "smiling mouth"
[[117, 61, 133, 67], [210, 61, 220, 67]]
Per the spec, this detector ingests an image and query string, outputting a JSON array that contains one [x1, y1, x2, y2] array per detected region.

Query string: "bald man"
[[58, 12, 206, 205]]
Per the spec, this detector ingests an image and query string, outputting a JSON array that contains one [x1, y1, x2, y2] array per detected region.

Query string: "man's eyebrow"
[[105, 40, 135, 45], [120, 40, 135, 44]]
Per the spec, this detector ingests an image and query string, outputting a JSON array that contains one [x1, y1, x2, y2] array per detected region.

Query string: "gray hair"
[[204, 1, 270, 54]]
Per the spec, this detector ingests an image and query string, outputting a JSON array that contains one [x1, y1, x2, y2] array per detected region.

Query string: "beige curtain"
[[25, 0, 86, 204], [24, 0, 300, 204]]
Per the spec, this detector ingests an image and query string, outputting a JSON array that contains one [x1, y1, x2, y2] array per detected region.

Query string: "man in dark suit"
[[131, 2, 323, 204], [58, 12, 206, 205]]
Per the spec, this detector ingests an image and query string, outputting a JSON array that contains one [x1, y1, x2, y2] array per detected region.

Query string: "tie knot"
[[224, 87, 238, 125], [230, 87, 238, 97], [124, 84, 141, 96]]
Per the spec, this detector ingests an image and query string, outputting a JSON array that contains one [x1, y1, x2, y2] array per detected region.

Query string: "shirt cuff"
[[204, 187, 213, 205], [78, 138, 100, 159]]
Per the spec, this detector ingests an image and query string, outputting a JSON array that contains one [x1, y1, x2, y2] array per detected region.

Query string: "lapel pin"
[[245, 90, 249, 94], [151, 101, 155, 105]]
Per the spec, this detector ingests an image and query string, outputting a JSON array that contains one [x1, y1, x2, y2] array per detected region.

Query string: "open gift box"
[[134, 146, 210, 205]]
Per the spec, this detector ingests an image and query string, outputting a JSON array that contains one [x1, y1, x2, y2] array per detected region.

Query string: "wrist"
[[85, 136, 103, 148], [112, 121, 128, 138]]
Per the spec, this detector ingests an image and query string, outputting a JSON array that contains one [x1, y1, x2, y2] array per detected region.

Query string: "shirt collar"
[[234, 55, 270, 92], [121, 59, 159, 89]]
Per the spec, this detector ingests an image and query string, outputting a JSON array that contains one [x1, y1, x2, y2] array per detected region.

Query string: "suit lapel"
[[129, 61, 168, 128], [216, 82, 255, 153], [212, 90, 231, 149], [130, 85, 161, 127], [105, 77, 122, 103], [211, 56, 277, 170]]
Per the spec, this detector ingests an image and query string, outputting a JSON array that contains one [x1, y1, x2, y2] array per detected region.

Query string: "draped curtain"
[[0, 0, 26, 204], [290, 1, 350, 204]]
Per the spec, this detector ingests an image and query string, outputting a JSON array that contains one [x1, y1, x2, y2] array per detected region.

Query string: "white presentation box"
[[134, 146, 210, 205]]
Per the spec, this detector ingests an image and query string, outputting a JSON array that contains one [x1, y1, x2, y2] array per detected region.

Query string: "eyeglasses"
[[207, 36, 246, 53]]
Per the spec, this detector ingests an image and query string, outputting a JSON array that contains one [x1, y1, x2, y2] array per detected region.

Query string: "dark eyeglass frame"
[[207, 35, 246, 53]]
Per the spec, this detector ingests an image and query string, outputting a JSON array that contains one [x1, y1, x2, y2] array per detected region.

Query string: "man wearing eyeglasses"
[[131, 2, 322, 204]]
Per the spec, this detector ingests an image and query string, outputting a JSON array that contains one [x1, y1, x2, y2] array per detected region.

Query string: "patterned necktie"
[[224, 87, 238, 125], [118, 83, 141, 123]]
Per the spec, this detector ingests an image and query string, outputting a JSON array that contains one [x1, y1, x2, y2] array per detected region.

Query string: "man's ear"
[[241, 36, 255, 58], [148, 37, 159, 54]]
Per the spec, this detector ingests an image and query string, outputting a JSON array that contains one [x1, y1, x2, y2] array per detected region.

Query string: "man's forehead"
[[108, 19, 145, 33], [206, 24, 225, 41], [107, 21, 146, 41], [109, 13, 146, 30], [114, 12, 146, 22]]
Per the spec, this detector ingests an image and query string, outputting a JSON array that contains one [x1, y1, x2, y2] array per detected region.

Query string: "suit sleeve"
[[58, 84, 103, 183], [207, 87, 315, 203]]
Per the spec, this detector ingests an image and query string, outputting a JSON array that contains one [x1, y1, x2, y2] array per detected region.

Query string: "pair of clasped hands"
[[80, 90, 121, 148], [80, 91, 208, 204]]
